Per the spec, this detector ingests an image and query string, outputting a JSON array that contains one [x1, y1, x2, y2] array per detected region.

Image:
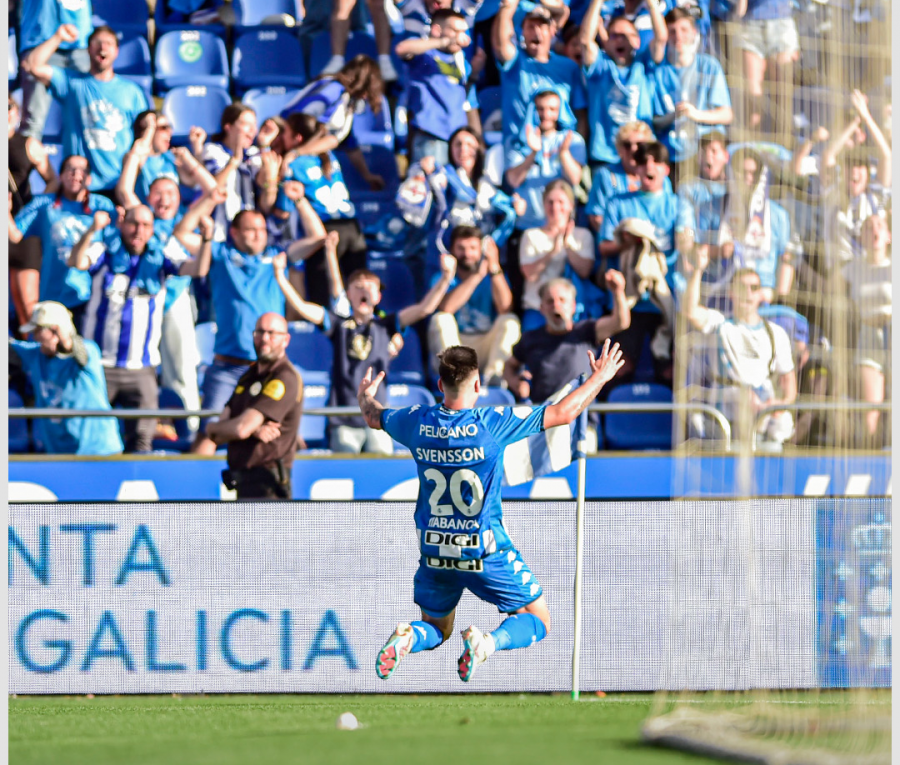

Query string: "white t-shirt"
[[519, 226, 594, 311], [842, 258, 892, 325], [700, 309, 794, 396]]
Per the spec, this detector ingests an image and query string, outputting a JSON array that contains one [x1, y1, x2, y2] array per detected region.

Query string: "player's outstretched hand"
[[358, 365, 386, 402], [587, 338, 624, 387]]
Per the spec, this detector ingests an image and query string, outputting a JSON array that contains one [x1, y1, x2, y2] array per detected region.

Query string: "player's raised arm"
[[357, 366, 388, 430], [543, 339, 624, 429]]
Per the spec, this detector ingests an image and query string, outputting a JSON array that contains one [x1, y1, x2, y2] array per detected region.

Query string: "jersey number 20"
[[424, 468, 484, 517]]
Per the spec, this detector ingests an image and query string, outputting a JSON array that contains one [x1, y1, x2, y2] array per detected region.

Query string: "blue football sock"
[[409, 621, 444, 653], [490, 613, 547, 651]]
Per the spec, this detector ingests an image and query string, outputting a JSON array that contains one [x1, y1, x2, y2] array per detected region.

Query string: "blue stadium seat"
[[478, 85, 503, 146], [28, 143, 63, 195], [9, 31, 18, 90], [41, 97, 64, 144], [115, 35, 153, 101], [336, 145, 400, 205], [9, 389, 31, 454], [386, 328, 425, 386], [367, 257, 415, 314], [152, 387, 193, 452], [232, 31, 307, 95], [477, 386, 516, 407], [194, 320, 217, 388], [387, 384, 435, 409], [233, 0, 303, 29], [352, 96, 394, 150], [286, 320, 333, 377], [300, 381, 330, 450], [91, 0, 149, 37], [162, 86, 232, 146], [309, 31, 378, 78], [243, 87, 301, 123], [603, 383, 673, 451], [154, 30, 230, 95], [154, 0, 227, 37]]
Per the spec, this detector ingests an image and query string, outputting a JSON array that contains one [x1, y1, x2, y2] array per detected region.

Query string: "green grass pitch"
[[10, 693, 724, 765]]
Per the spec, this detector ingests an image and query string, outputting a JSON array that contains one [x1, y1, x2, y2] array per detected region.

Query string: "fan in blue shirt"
[[600, 141, 695, 298], [359, 341, 623, 682], [493, 1, 588, 149], [27, 25, 150, 192], [396, 8, 480, 164], [505, 88, 587, 231], [601, 0, 673, 54], [11, 301, 123, 456], [580, 0, 667, 165], [650, 7, 732, 163], [9, 155, 116, 327]]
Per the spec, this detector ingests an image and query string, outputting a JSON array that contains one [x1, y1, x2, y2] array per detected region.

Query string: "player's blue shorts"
[[414, 547, 543, 617]]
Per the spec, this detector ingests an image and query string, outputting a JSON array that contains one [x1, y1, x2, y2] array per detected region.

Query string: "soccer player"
[[357, 340, 624, 682]]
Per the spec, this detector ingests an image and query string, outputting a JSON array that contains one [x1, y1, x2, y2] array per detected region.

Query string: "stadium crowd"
[[7, 0, 892, 456]]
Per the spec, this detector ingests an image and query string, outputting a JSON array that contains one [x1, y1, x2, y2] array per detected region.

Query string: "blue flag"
[[502, 376, 588, 486]]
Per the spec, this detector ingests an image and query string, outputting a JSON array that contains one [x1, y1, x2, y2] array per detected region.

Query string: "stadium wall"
[[8, 453, 893, 502], [9, 499, 890, 694]]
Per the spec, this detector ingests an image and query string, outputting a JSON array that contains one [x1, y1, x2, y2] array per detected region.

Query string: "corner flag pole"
[[571, 408, 588, 701]]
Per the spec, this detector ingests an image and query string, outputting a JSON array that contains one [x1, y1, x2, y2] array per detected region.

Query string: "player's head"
[[253, 312, 290, 364], [449, 225, 484, 270], [539, 278, 577, 333], [216, 102, 258, 152], [147, 176, 180, 220], [230, 209, 268, 255], [698, 131, 729, 181], [88, 25, 119, 74], [23, 302, 77, 357], [430, 9, 469, 52], [534, 90, 562, 133], [542, 179, 575, 227], [633, 142, 670, 192], [437, 346, 481, 402], [346, 269, 383, 319], [604, 16, 639, 66], [861, 211, 890, 256], [729, 267, 763, 322]]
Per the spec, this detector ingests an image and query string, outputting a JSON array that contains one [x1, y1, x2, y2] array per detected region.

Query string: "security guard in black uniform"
[[207, 312, 303, 499]]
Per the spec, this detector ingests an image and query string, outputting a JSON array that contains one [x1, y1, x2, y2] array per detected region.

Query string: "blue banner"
[[9, 454, 892, 502], [816, 499, 892, 688]]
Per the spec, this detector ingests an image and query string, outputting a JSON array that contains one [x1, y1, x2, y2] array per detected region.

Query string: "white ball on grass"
[[336, 712, 359, 730]]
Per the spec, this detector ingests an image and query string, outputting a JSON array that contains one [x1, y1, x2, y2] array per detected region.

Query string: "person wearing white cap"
[[10, 301, 123, 456]]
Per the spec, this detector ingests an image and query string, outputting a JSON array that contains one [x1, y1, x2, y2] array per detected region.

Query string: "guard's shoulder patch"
[[262, 379, 286, 401]]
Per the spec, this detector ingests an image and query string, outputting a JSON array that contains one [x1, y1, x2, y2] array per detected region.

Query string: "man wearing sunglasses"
[[207, 312, 303, 500], [682, 246, 797, 446]]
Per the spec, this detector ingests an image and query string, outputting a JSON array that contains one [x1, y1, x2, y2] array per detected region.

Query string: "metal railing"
[[751, 401, 892, 452], [9, 401, 734, 451]]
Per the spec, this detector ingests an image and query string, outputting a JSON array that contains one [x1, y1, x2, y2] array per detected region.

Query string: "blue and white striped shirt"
[[82, 236, 188, 369]]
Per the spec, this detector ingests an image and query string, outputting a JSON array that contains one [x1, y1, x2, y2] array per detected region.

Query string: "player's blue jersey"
[[382, 402, 547, 566]]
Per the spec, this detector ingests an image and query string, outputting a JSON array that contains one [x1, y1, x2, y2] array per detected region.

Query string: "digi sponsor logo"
[[425, 558, 484, 573], [424, 531, 479, 549]]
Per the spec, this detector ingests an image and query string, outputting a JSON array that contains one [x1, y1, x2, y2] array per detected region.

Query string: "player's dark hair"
[[88, 25, 118, 47], [730, 146, 763, 184], [699, 130, 728, 149], [438, 346, 480, 390], [449, 225, 483, 249], [330, 54, 384, 114], [431, 8, 465, 25], [346, 268, 382, 290], [633, 141, 669, 167], [132, 109, 160, 140]]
